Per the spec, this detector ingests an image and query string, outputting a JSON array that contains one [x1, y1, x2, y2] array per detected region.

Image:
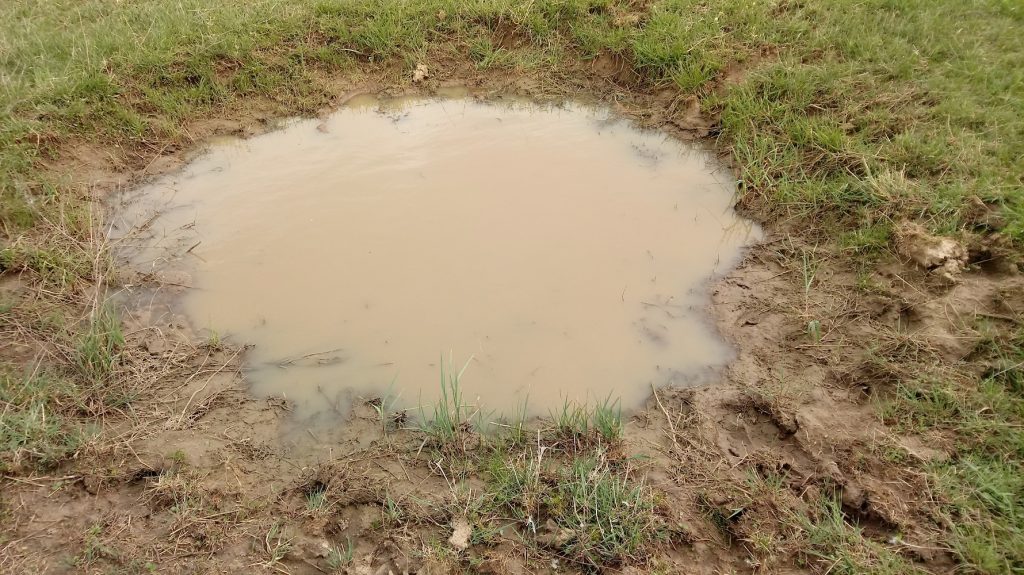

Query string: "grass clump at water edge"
[[551, 395, 623, 447], [418, 355, 480, 449]]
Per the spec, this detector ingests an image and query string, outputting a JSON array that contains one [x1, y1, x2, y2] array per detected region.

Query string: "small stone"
[[145, 338, 169, 355], [449, 516, 471, 552], [535, 519, 574, 548], [841, 485, 867, 510], [412, 63, 429, 83]]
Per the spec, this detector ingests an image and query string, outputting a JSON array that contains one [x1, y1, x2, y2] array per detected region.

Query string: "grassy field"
[[2, 0, 1023, 573]]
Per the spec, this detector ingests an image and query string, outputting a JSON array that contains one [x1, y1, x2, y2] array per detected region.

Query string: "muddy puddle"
[[112, 95, 760, 420]]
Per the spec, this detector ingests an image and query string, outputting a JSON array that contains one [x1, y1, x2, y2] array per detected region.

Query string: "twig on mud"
[[154, 352, 217, 401], [891, 272, 929, 298], [976, 312, 1022, 324], [1, 474, 79, 487], [175, 348, 242, 427], [651, 385, 720, 463], [651, 384, 681, 454], [752, 269, 794, 284]]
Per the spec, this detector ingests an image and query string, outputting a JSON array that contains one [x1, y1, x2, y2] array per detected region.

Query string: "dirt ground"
[[2, 56, 1022, 574]]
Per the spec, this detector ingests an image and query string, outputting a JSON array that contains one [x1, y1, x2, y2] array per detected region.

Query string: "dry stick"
[[651, 384, 682, 454], [175, 348, 242, 427], [277, 348, 342, 367], [154, 353, 216, 401], [976, 312, 1022, 324], [1, 475, 77, 487]]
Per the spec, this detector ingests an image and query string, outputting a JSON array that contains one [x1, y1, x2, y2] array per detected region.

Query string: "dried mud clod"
[[741, 387, 800, 437], [412, 63, 429, 83], [966, 231, 1021, 276], [894, 221, 967, 281]]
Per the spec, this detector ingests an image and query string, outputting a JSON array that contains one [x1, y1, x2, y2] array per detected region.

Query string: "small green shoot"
[[326, 537, 354, 570], [305, 484, 328, 513], [419, 355, 476, 449], [593, 395, 623, 443], [807, 320, 822, 343], [260, 522, 292, 566]]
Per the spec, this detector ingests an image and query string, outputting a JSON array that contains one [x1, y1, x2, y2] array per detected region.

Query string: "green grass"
[[325, 538, 354, 571], [879, 329, 1024, 573], [74, 304, 124, 384], [485, 450, 662, 566], [592, 396, 622, 442], [0, 242, 95, 290], [490, 394, 531, 447], [380, 493, 406, 528], [305, 484, 328, 513], [799, 495, 924, 575], [368, 378, 402, 434], [260, 522, 292, 567], [0, 368, 87, 472], [550, 396, 623, 447], [2, 0, 1021, 241], [0, 303, 123, 473], [546, 456, 661, 566], [551, 398, 590, 441], [418, 356, 478, 449], [485, 451, 542, 521]]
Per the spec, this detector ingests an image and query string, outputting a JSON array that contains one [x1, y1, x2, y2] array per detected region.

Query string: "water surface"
[[114, 96, 759, 418]]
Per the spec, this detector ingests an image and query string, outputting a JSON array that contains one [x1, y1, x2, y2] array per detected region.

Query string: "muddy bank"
[[2, 58, 1022, 575]]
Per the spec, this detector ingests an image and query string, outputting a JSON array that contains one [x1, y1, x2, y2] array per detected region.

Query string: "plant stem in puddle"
[[419, 355, 476, 450], [593, 395, 623, 444], [552, 398, 590, 446], [369, 374, 402, 435]]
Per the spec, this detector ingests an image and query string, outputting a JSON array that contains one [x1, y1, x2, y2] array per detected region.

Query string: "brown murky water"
[[114, 96, 759, 419]]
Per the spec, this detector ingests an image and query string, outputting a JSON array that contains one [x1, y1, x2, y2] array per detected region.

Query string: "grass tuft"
[[0, 368, 86, 472], [547, 455, 661, 566], [592, 395, 622, 443], [799, 495, 924, 575], [550, 395, 623, 448], [325, 537, 354, 570], [74, 303, 124, 384], [877, 328, 1024, 571], [418, 355, 479, 450]]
